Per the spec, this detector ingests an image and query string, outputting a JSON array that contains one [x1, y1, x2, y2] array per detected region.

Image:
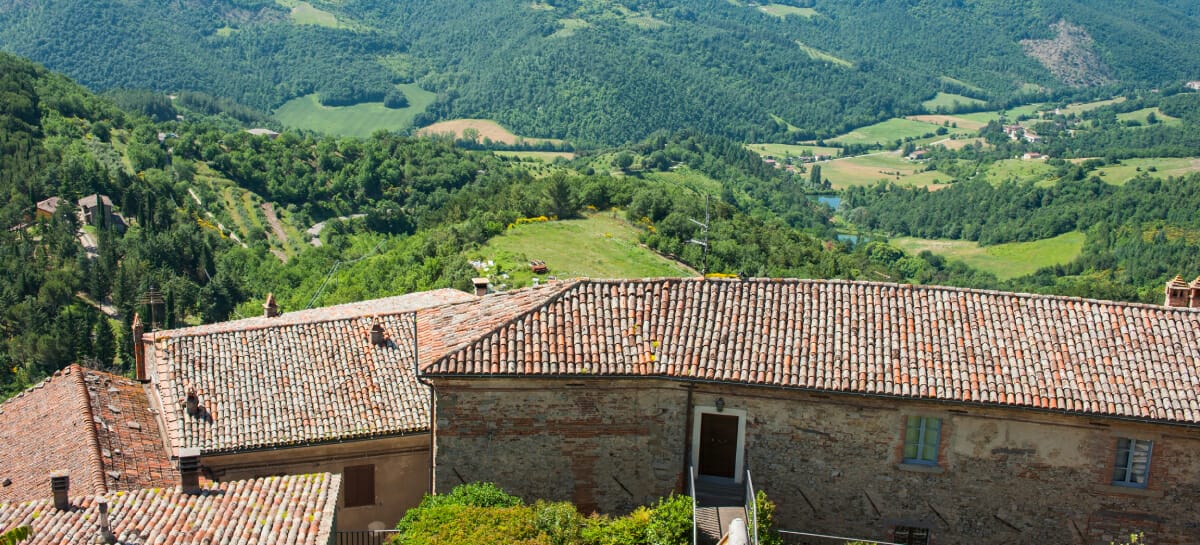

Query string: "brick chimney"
[[472, 278, 489, 296], [50, 471, 70, 511], [369, 321, 386, 346], [1190, 277, 1200, 308], [1165, 275, 1190, 307], [263, 293, 278, 318], [132, 313, 147, 382], [178, 448, 202, 494]]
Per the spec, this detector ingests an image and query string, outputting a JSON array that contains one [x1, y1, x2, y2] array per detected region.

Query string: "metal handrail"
[[777, 530, 902, 545], [744, 469, 758, 545], [688, 464, 698, 545]]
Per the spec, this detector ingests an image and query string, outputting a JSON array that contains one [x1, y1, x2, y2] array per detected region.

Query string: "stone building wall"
[[432, 378, 1200, 544], [432, 379, 690, 513], [205, 434, 430, 531]]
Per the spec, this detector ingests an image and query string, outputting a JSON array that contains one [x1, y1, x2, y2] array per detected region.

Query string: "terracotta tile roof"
[[0, 366, 175, 503], [149, 288, 500, 454], [416, 282, 580, 364], [424, 278, 1200, 426], [0, 473, 340, 545]]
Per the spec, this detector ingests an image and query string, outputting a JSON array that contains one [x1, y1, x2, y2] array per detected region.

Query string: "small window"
[[894, 526, 930, 545], [903, 416, 941, 465], [344, 464, 376, 507], [1112, 438, 1153, 488]]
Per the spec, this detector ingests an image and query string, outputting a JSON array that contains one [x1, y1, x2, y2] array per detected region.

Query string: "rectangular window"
[[903, 416, 941, 465], [894, 526, 930, 545], [1112, 438, 1153, 488], [344, 464, 376, 507]]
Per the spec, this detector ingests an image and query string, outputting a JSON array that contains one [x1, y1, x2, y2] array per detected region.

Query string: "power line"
[[305, 239, 388, 309]]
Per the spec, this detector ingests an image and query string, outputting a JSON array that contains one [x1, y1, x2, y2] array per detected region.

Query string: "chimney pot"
[[472, 278, 490, 297], [263, 293, 279, 318], [369, 322, 386, 346], [50, 471, 70, 511], [178, 448, 202, 494], [1165, 275, 1190, 307], [185, 388, 199, 417], [96, 496, 116, 544]]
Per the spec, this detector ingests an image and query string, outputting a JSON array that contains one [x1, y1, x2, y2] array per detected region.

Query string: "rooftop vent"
[[50, 471, 69, 511], [178, 448, 202, 494]]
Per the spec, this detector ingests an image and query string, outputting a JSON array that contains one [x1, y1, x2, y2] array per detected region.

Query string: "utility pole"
[[688, 193, 710, 276]]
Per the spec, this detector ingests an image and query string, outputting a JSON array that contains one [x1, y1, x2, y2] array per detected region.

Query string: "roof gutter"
[[419, 372, 1200, 431]]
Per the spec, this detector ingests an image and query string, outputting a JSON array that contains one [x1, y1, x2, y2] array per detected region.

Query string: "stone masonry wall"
[[432, 379, 689, 513], [433, 378, 1200, 543]]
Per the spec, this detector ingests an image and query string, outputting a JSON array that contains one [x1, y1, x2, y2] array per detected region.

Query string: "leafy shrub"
[[645, 494, 692, 545], [753, 490, 782, 545], [534, 501, 584, 545], [390, 504, 548, 545], [395, 482, 524, 537], [581, 507, 651, 545]]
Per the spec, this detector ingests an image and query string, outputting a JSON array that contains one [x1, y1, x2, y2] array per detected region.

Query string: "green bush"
[[395, 482, 525, 537], [646, 494, 693, 545], [753, 490, 783, 545], [534, 501, 584, 545], [390, 504, 547, 545], [581, 507, 651, 545]]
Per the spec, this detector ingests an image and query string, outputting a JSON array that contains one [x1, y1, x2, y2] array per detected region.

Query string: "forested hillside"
[[2, 0, 1199, 144], [3, 52, 1004, 398]]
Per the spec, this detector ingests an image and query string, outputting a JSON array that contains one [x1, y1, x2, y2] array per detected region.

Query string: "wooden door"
[[698, 413, 739, 478]]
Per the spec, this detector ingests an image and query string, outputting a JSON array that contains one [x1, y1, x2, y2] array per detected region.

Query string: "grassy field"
[[892, 231, 1086, 281], [747, 143, 842, 158], [1057, 97, 1125, 117], [1085, 157, 1200, 185], [796, 41, 852, 67], [760, 5, 817, 18], [821, 152, 950, 190], [980, 158, 1060, 186], [906, 115, 987, 131], [957, 103, 1045, 124], [418, 119, 565, 146], [1116, 107, 1181, 126], [829, 118, 972, 147], [922, 92, 986, 111], [475, 213, 693, 288], [938, 76, 983, 94], [493, 150, 576, 161], [272, 84, 436, 137], [275, 0, 341, 28], [551, 18, 589, 37]]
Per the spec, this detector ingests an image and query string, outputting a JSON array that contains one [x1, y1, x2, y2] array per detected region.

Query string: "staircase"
[[694, 479, 747, 545]]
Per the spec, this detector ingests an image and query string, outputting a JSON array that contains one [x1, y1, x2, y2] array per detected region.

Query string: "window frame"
[[893, 525, 930, 545], [1111, 438, 1153, 489], [902, 416, 942, 466], [343, 463, 376, 508]]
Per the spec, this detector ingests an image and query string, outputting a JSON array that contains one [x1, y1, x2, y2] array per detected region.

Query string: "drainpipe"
[[412, 314, 437, 496], [682, 382, 695, 493]]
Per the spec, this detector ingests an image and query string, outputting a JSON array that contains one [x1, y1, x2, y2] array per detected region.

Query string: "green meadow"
[[272, 84, 436, 137], [892, 231, 1086, 281]]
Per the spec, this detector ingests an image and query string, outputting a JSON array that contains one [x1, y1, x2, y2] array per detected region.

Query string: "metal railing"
[[335, 530, 400, 545], [777, 530, 902, 545], [688, 464, 698, 545], [744, 469, 758, 545]]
